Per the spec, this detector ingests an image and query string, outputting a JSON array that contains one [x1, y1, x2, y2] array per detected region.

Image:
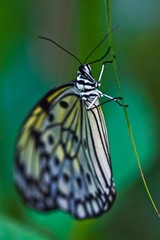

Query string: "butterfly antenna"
[[88, 46, 112, 65], [84, 25, 120, 64], [38, 36, 82, 65]]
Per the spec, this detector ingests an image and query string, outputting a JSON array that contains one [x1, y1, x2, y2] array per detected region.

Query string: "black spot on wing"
[[39, 98, 51, 113], [60, 100, 69, 108], [86, 172, 92, 184], [63, 173, 70, 183], [48, 113, 54, 122], [76, 177, 82, 189], [48, 134, 54, 144], [54, 156, 60, 166], [31, 130, 44, 149]]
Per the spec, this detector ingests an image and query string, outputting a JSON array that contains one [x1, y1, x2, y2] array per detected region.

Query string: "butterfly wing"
[[80, 103, 116, 216], [15, 83, 116, 219], [72, 101, 116, 219]]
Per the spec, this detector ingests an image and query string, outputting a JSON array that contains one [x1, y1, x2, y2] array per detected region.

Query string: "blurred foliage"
[[0, 0, 160, 239]]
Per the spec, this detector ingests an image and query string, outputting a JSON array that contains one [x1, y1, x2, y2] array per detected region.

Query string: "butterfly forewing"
[[15, 84, 76, 206], [15, 78, 116, 219]]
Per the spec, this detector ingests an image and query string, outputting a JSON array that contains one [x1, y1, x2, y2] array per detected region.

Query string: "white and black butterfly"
[[14, 32, 126, 219]]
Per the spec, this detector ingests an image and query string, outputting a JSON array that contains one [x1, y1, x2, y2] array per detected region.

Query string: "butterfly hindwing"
[[74, 102, 116, 218]]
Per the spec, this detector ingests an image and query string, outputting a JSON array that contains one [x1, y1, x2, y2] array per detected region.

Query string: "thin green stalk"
[[105, 0, 159, 217]]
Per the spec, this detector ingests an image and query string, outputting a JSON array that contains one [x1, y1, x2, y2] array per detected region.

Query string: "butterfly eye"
[[84, 65, 92, 75], [78, 64, 91, 76]]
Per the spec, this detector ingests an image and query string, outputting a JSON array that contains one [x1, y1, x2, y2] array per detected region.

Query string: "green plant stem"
[[105, 0, 159, 217]]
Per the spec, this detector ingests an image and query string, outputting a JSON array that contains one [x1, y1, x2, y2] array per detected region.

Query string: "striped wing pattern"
[[15, 83, 116, 219]]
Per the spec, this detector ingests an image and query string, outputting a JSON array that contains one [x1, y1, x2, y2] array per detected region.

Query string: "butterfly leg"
[[98, 59, 114, 85], [89, 94, 128, 110], [102, 94, 128, 107], [97, 64, 105, 85], [87, 95, 99, 109]]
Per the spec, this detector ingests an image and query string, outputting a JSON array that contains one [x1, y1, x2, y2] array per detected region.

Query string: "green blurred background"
[[0, 0, 160, 239]]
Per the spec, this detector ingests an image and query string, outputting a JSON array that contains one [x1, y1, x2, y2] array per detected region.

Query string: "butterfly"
[[14, 32, 125, 220]]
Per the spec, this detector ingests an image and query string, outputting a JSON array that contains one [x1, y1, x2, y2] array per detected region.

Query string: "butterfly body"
[[14, 62, 116, 219]]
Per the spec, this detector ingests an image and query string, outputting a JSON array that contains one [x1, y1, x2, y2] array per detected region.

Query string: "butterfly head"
[[78, 64, 92, 76], [76, 64, 100, 92]]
